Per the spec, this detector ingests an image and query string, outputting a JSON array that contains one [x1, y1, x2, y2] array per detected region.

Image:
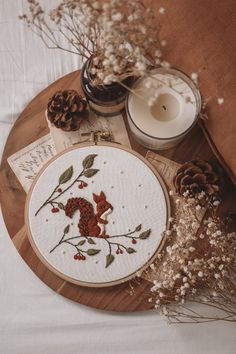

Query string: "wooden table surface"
[[0, 70, 235, 312]]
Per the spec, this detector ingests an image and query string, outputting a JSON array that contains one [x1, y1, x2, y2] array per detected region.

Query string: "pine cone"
[[173, 160, 222, 198], [47, 90, 88, 131]]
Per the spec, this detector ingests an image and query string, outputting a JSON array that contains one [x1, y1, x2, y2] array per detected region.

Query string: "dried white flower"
[[155, 49, 162, 58], [161, 39, 167, 47], [159, 7, 166, 14], [189, 246, 195, 253], [217, 98, 224, 105], [161, 61, 171, 69], [191, 72, 198, 82]]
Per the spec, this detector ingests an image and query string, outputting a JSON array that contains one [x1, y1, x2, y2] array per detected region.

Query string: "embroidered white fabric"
[[0, 1, 235, 353], [28, 145, 167, 284]]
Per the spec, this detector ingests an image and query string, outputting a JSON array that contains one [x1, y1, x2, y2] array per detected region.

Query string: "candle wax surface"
[[151, 93, 180, 122], [128, 72, 197, 139]]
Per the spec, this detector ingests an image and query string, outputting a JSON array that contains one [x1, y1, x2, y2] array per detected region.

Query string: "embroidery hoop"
[[25, 142, 171, 288]]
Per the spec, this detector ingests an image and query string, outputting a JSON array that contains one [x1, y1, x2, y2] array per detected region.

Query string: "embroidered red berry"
[[74, 255, 78, 260], [57, 188, 62, 193], [82, 255, 86, 260], [51, 207, 59, 213], [79, 182, 83, 189], [78, 255, 82, 260], [132, 239, 137, 244], [120, 250, 123, 254], [116, 250, 119, 255], [83, 182, 88, 187]]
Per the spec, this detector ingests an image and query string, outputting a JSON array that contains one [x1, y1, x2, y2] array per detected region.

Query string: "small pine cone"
[[47, 90, 88, 131], [173, 159, 222, 198]]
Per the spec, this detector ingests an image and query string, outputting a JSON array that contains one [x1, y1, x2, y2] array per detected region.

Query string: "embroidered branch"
[[50, 224, 151, 268], [35, 154, 99, 216]]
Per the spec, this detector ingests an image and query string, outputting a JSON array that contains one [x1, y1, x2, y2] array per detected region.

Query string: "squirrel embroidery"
[[64, 191, 113, 238]]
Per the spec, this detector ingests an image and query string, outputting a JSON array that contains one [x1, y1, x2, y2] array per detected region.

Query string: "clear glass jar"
[[126, 68, 201, 150]]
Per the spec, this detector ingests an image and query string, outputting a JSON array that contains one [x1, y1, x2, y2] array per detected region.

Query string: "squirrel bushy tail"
[[64, 197, 95, 236]]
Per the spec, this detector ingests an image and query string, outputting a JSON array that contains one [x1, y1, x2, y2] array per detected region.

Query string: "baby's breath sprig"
[[19, 0, 164, 86], [148, 190, 236, 323]]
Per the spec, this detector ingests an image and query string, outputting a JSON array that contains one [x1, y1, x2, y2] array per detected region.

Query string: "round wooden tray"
[[0, 69, 215, 311]]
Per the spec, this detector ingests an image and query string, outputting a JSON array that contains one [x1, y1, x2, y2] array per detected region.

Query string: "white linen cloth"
[[0, 1, 235, 353]]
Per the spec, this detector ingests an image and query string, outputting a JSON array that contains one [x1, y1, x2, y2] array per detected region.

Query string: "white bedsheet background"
[[0, 1, 235, 353]]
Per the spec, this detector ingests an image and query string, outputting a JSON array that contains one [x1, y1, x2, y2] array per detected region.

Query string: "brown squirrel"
[[64, 191, 113, 238]]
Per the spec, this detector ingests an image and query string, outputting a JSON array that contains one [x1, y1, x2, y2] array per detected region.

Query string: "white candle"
[[126, 68, 201, 150]]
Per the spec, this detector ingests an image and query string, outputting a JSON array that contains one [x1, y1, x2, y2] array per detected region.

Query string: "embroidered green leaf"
[[83, 169, 99, 178], [59, 166, 73, 184], [126, 247, 136, 254], [88, 238, 96, 245], [78, 240, 86, 246], [58, 203, 65, 210], [64, 225, 70, 234], [135, 224, 142, 232], [87, 249, 101, 256], [106, 254, 115, 268], [82, 154, 97, 169], [139, 229, 151, 239]]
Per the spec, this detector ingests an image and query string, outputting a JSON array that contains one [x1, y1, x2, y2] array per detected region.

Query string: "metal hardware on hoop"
[[72, 130, 115, 145]]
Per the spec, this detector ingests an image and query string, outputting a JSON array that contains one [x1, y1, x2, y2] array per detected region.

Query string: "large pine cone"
[[173, 160, 222, 198], [47, 90, 88, 131]]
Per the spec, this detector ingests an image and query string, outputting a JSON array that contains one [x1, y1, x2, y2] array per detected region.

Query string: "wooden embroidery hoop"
[[25, 141, 171, 288]]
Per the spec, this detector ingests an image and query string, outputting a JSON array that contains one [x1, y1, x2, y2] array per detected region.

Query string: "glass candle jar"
[[126, 68, 201, 150]]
